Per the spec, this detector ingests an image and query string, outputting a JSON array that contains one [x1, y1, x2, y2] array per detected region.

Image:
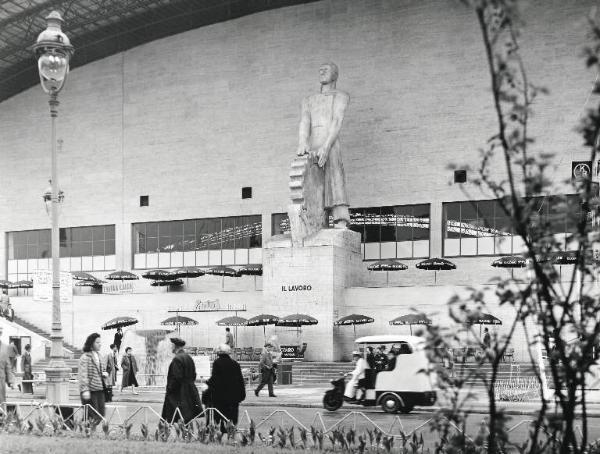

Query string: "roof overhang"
[[0, 0, 319, 103]]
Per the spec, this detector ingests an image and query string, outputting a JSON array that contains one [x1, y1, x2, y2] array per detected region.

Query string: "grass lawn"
[[0, 434, 278, 454]]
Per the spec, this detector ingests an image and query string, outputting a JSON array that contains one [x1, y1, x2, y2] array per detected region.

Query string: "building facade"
[[0, 0, 595, 360]]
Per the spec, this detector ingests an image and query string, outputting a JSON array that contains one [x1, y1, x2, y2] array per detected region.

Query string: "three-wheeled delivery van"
[[323, 335, 437, 414]]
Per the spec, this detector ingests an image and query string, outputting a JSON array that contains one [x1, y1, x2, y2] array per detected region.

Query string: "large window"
[[7, 225, 115, 281], [271, 204, 430, 260], [132, 215, 262, 269], [443, 195, 588, 257]]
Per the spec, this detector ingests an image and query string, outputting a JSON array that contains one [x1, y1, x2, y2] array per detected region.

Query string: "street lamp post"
[[33, 11, 74, 404]]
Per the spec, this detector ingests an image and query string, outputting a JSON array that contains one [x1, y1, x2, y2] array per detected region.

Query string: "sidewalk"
[[9, 384, 600, 417]]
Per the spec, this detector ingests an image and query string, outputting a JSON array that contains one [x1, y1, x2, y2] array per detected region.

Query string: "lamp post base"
[[45, 364, 72, 404]]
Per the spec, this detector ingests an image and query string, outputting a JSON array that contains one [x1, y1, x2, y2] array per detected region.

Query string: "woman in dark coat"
[[20, 344, 33, 394], [206, 343, 246, 429], [120, 347, 139, 394], [161, 337, 203, 424]]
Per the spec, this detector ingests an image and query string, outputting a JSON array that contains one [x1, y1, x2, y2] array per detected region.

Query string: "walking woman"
[[20, 344, 33, 394], [78, 333, 108, 422], [120, 347, 139, 394]]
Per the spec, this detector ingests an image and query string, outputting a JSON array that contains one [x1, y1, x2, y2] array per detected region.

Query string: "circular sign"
[[573, 162, 591, 179]]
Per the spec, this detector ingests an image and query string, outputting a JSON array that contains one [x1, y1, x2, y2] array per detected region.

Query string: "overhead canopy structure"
[[0, 0, 319, 103]]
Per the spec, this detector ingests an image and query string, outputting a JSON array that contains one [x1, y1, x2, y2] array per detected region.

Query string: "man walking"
[[254, 342, 276, 397], [225, 327, 234, 349], [206, 344, 246, 430], [0, 326, 15, 410], [8, 340, 18, 374], [161, 337, 202, 424]]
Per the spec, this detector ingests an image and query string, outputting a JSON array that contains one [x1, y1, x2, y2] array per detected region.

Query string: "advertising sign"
[[32, 270, 73, 303]]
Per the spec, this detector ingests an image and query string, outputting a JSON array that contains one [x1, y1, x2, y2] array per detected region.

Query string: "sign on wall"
[[32, 270, 73, 303], [572, 161, 592, 180]]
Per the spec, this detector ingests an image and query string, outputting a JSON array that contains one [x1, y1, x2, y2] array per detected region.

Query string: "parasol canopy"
[[172, 267, 205, 279], [142, 269, 174, 280], [389, 313, 432, 335], [466, 312, 502, 336], [161, 315, 198, 333], [237, 264, 263, 276], [106, 270, 139, 280], [367, 259, 408, 271], [216, 315, 248, 326], [101, 316, 138, 330], [276, 314, 319, 327], [416, 258, 456, 283], [207, 266, 238, 277], [367, 259, 408, 286], [134, 329, 174, 338], [15, 280, 33, 289], [247, 313, 279, 340], [247, 314, 279, 326], [334, 313, 374, 336], [75, 279, 104, 288], [491, 255, 526, 268], [161, 315, 198, 326], [335, 314, 374, 326], [467, 312, 502, 325], [151, 279, 184, 287], [71, 271, 97, 281], [0, 280, 13, 289]]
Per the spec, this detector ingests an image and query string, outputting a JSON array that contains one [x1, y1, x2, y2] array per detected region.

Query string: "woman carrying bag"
[[78, 333, 109, 423]]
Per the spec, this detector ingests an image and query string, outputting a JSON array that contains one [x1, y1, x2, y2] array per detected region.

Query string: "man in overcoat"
[[161, 337, 202, 424], [0, 326, 15, 410], [206, 343, 246, 429]]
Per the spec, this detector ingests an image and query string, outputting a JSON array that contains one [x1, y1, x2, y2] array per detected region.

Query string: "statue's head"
[[319, 62, 339, 85]]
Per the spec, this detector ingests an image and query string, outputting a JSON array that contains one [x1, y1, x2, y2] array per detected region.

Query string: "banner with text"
[[32, 270, 73, 303]]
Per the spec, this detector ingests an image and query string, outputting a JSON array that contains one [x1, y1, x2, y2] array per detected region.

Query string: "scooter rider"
[[344, 351, 368, 401]]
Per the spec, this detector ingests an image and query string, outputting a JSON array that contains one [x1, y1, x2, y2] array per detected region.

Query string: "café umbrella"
[[71, 271, 97, 281], [334, 314, 374, 336], [216, 315, 248, 344], [172, 266, 205, 287], [142, 269, 173, 281], [466, 312, 502, 337], [101, 316, 138, 330], [207, 265, 239, 290], [367, 259, 408, 286], [161, 315, 198, 334], [416, 258, 456, 284], [491, 255, 526, 279], [389, 313, 432, 335], [237, 264, 263, 290], [277, 313, 318, 342], [247, 313, 279, 341], [106, 270, 139, 281]]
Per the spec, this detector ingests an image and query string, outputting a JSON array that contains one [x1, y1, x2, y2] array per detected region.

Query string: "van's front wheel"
[[323, 391, 343, 411], [380, 394, 401, 414]]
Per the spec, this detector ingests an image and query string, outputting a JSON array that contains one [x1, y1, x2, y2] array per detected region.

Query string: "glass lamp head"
[[43, 180, 65, 216], [33, 11, 74, 94]]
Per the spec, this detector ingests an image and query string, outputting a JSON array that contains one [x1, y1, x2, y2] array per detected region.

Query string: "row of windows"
[[132, 216, 262, 268], [5, 196, 590, 278], [8, 225, 115, 260], [442, 195, 588, 256], [272, 204, 431, 260]]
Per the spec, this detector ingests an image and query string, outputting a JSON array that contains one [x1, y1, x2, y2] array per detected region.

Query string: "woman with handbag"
[[78, 333, 109, 422]]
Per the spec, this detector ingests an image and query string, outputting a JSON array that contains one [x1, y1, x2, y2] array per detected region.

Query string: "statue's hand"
[[296, 144, 309, 156], [317, 147, 329, 167]]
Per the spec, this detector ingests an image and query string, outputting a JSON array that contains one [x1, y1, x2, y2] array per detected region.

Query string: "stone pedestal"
[[263, 228, 362, 361]]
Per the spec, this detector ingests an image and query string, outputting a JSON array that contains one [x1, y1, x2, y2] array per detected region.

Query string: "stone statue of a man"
[[296, 62, 350, 228]]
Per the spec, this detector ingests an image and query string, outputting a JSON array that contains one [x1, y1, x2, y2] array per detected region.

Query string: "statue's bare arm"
[[317, 92, 349, 168], [296, 97, 311, 156]]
